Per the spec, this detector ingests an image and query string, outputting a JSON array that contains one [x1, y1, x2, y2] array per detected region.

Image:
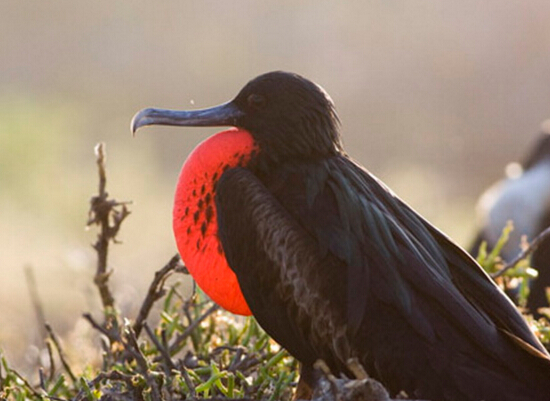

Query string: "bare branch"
[[82, 312, 122, 345], [492, 226, 550, 279], [96, 142, 107, 199], [73, 370, 137, 401], [45, 323, 77, 384], [10, 369, 42, 398], [143, 322, 176, 372], [87, 142, 131, 324], [24, 265, 47, 342], [167, 303, 219, 356], [177, 359, 196, 397], [46, 338, 55, 382], [38, 367, 46, 391], [125, 326, 163, 401], [133, 253, 184, 337]]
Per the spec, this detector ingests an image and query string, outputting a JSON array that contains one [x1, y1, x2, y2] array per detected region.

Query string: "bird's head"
[[130, 72, 343, 315], [132, 71, 343, 162], [232, 72, 343, 160]]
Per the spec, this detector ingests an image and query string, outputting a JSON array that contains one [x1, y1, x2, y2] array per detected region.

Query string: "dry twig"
[[177, 359, 196, 397], [46, 338, 55, 382], [24, 265, 48, 342], [87, 142, 131, 313], [73, 370, 137, 401], [133, 253, 185, 337], [10, 370, 42, 399], [167, 304, 219, 356], [45, 323, 77, 384], [125, 326, 163, 401], [492, 226, 550, 279], [143, 322, 176, 372], [82, 312, 114, 339]]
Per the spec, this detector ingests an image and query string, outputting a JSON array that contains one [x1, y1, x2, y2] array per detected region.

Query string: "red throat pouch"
[[172, 128, 258, 315]]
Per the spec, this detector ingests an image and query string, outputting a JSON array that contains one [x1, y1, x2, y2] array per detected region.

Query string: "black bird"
[[132, 72, 550, 401], [531, 235, 550, 318], [470, 124, 550, 318]]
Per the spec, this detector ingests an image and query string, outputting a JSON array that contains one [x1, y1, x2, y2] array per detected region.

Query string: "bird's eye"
[[247, 94, 266, 110]]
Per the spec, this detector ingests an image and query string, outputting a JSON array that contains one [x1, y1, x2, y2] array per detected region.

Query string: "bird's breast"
[[172, 128, 259, 315]]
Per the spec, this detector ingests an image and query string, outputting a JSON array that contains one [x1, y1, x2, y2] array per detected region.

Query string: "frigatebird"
[[470, 125, 550, 318], [132, 72, 550, 400]]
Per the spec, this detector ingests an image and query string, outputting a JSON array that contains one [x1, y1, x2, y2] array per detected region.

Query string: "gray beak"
[[131, 101, 243, 135]]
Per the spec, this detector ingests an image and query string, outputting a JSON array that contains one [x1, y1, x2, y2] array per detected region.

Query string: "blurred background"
[[1, 0, 549, 371]]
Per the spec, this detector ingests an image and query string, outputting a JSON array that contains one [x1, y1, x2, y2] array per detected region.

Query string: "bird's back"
[[233, 155, 550, 400], [476, 159, 550, 260]]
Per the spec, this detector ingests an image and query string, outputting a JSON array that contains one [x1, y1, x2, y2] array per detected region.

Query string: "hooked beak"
[[131, 101, 244, 135]]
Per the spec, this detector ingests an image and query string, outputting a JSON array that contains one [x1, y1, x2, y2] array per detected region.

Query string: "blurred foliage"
[[474, 223, 550, 349], [0, 95, 83, 207], [474, 221, 536, 306]]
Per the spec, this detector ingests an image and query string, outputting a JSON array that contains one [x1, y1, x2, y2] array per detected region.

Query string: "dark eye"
[[247, 94, 266, 110]]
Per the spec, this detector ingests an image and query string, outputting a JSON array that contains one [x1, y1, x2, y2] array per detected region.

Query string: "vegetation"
[[1, 143, 298, 401], [0, 283, 298, 401], [474, 221, 550, 346], [0, 144, 548, 401]]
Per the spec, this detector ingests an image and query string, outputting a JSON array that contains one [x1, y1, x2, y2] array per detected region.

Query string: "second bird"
[[470, 123, 550, 318], [132, 72, 550, 401]]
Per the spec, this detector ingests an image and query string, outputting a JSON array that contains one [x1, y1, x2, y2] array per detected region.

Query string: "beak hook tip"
[[130, 108, 149, 137]]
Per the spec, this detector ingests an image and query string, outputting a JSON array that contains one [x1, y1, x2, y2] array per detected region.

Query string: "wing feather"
[[215, 158, 550, 398], [216, 167, 351, 372]]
